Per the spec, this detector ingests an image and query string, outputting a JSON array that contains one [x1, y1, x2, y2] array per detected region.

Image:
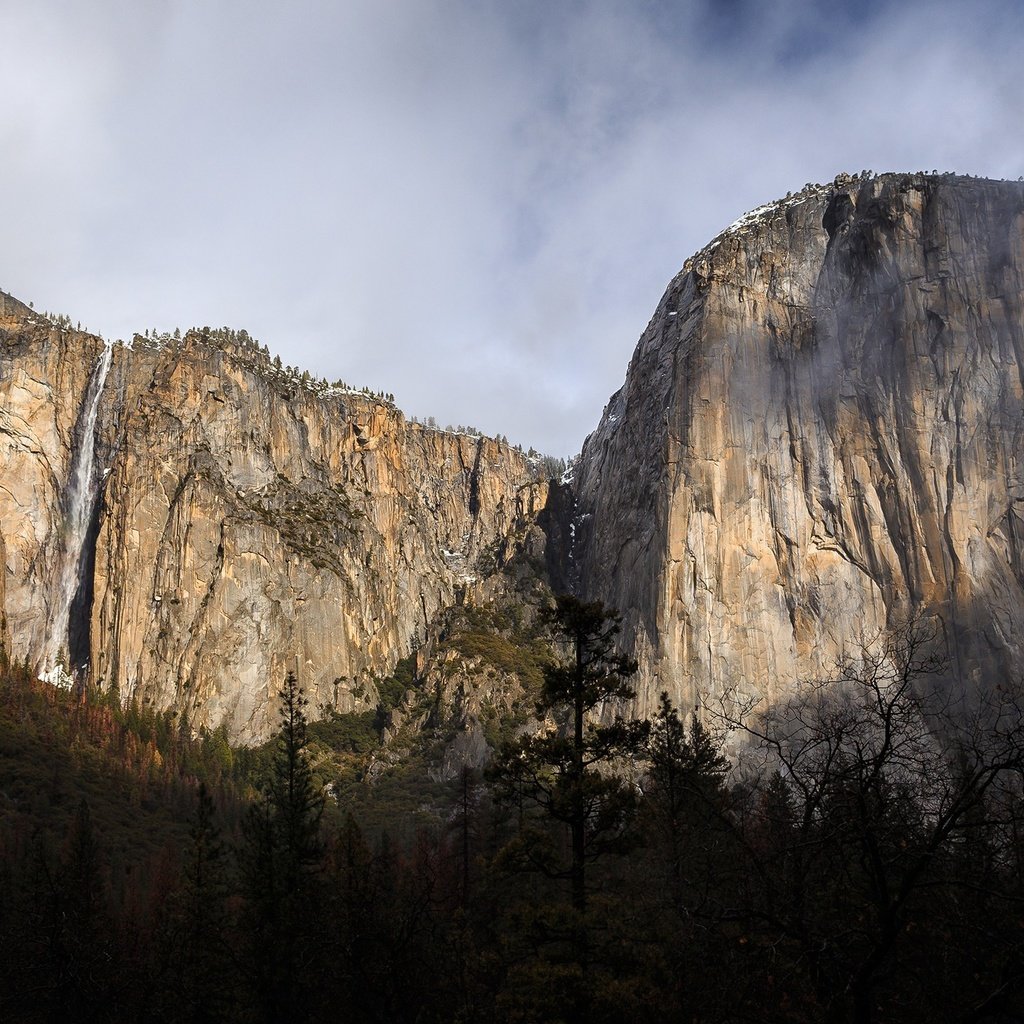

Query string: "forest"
[[1, 598, 1023, 1024]]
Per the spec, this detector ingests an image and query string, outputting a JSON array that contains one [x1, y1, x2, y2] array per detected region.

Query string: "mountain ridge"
[[3, 170, 1024, 745], [0, 311, 558, 740]]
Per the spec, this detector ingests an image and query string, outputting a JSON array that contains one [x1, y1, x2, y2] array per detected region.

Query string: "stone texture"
[[5, 172, 1024, 744], [0, 310, 547, 741], [574, 173, 1024, 719], [0, 297, 109, 667]]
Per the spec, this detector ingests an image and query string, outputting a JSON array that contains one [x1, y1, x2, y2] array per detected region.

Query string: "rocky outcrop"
[[0, 307, 548, 741], [93, 335, 550, 740], [6, 172, 1024, 744], [574, 173, 1024, 718]]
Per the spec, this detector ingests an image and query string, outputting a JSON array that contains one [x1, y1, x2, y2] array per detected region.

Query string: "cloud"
[[2, 0, 1022, 454]]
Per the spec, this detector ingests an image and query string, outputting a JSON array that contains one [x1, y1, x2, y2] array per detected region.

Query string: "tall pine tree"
[[489, 595, 646, 1021], [239, 673, 325, 1024]]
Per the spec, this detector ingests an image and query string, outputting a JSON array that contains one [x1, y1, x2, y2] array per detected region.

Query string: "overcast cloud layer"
[[2, 0, 1023, 455]]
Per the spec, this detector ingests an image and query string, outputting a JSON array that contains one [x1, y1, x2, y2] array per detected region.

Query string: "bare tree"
[[714, 615, 1024, 1024]]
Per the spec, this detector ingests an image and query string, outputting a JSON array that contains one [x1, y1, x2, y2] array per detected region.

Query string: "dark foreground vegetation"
[[2, 603, 1024, 1024]]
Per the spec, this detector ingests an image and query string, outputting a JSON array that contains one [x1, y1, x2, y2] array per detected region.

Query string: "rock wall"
[[94, 335, 550, 740], [0, 296, 110, 668], [574, 174, 1024, 717], [6, 171, 1024, 742], [0, 307, 547, 741]]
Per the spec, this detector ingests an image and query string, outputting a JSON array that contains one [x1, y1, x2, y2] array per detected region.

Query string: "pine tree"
[[485, 598, 649, 1023], [239, 673, 325, 1023], [490, 598, 644, 970], [644, 693, 730, 916], [172, 782, 232, 1023], [54, 800, 112, 1020], [270, 672, 323, 877]]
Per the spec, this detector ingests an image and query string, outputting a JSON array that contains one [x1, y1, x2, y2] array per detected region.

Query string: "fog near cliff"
[[2, 0, 1022, 455]]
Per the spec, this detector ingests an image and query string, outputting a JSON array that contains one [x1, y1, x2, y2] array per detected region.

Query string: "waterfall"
[[42, 341, 114, 684]]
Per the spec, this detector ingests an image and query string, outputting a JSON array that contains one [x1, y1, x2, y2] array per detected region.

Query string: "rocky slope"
[[0, 307, 550, 741], [574, 172, 1024, 718]]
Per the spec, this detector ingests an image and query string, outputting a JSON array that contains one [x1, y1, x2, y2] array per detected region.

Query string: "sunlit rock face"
[[0, 293, 110, 672], [4, 172, 1023, 743], [573, 174, 1024, 718], [0, 303, 547, 741]]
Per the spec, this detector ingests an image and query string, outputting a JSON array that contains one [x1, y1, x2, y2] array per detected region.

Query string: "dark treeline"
[[2, 604, 1024, 1023]]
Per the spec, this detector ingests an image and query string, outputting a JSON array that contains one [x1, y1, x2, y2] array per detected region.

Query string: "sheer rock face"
[[0, 310, 545, 740], [5, 172, 1023, 742], [574, 174, 1024, 717], [0, 296, 109, 665]]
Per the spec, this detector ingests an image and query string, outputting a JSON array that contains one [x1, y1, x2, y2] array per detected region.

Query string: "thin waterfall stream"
[[42, 341, 114, 684]]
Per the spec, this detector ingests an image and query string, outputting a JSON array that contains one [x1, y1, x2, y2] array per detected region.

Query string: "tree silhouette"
[[171, 782, 232, 1024], [644, 692, 730, 913], [489, 595, 645, 1011], [239, 672, 325, 1023], [719, 616, 1024, 1023]]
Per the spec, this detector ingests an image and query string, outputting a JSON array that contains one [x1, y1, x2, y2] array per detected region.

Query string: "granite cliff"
[[0, 305, 549, 741], [3, 172, 1023, 745], [574, 172, 1024, 719]]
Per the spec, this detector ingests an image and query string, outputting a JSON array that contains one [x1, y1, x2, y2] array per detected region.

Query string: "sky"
[[2, 0, 1023, 456]]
